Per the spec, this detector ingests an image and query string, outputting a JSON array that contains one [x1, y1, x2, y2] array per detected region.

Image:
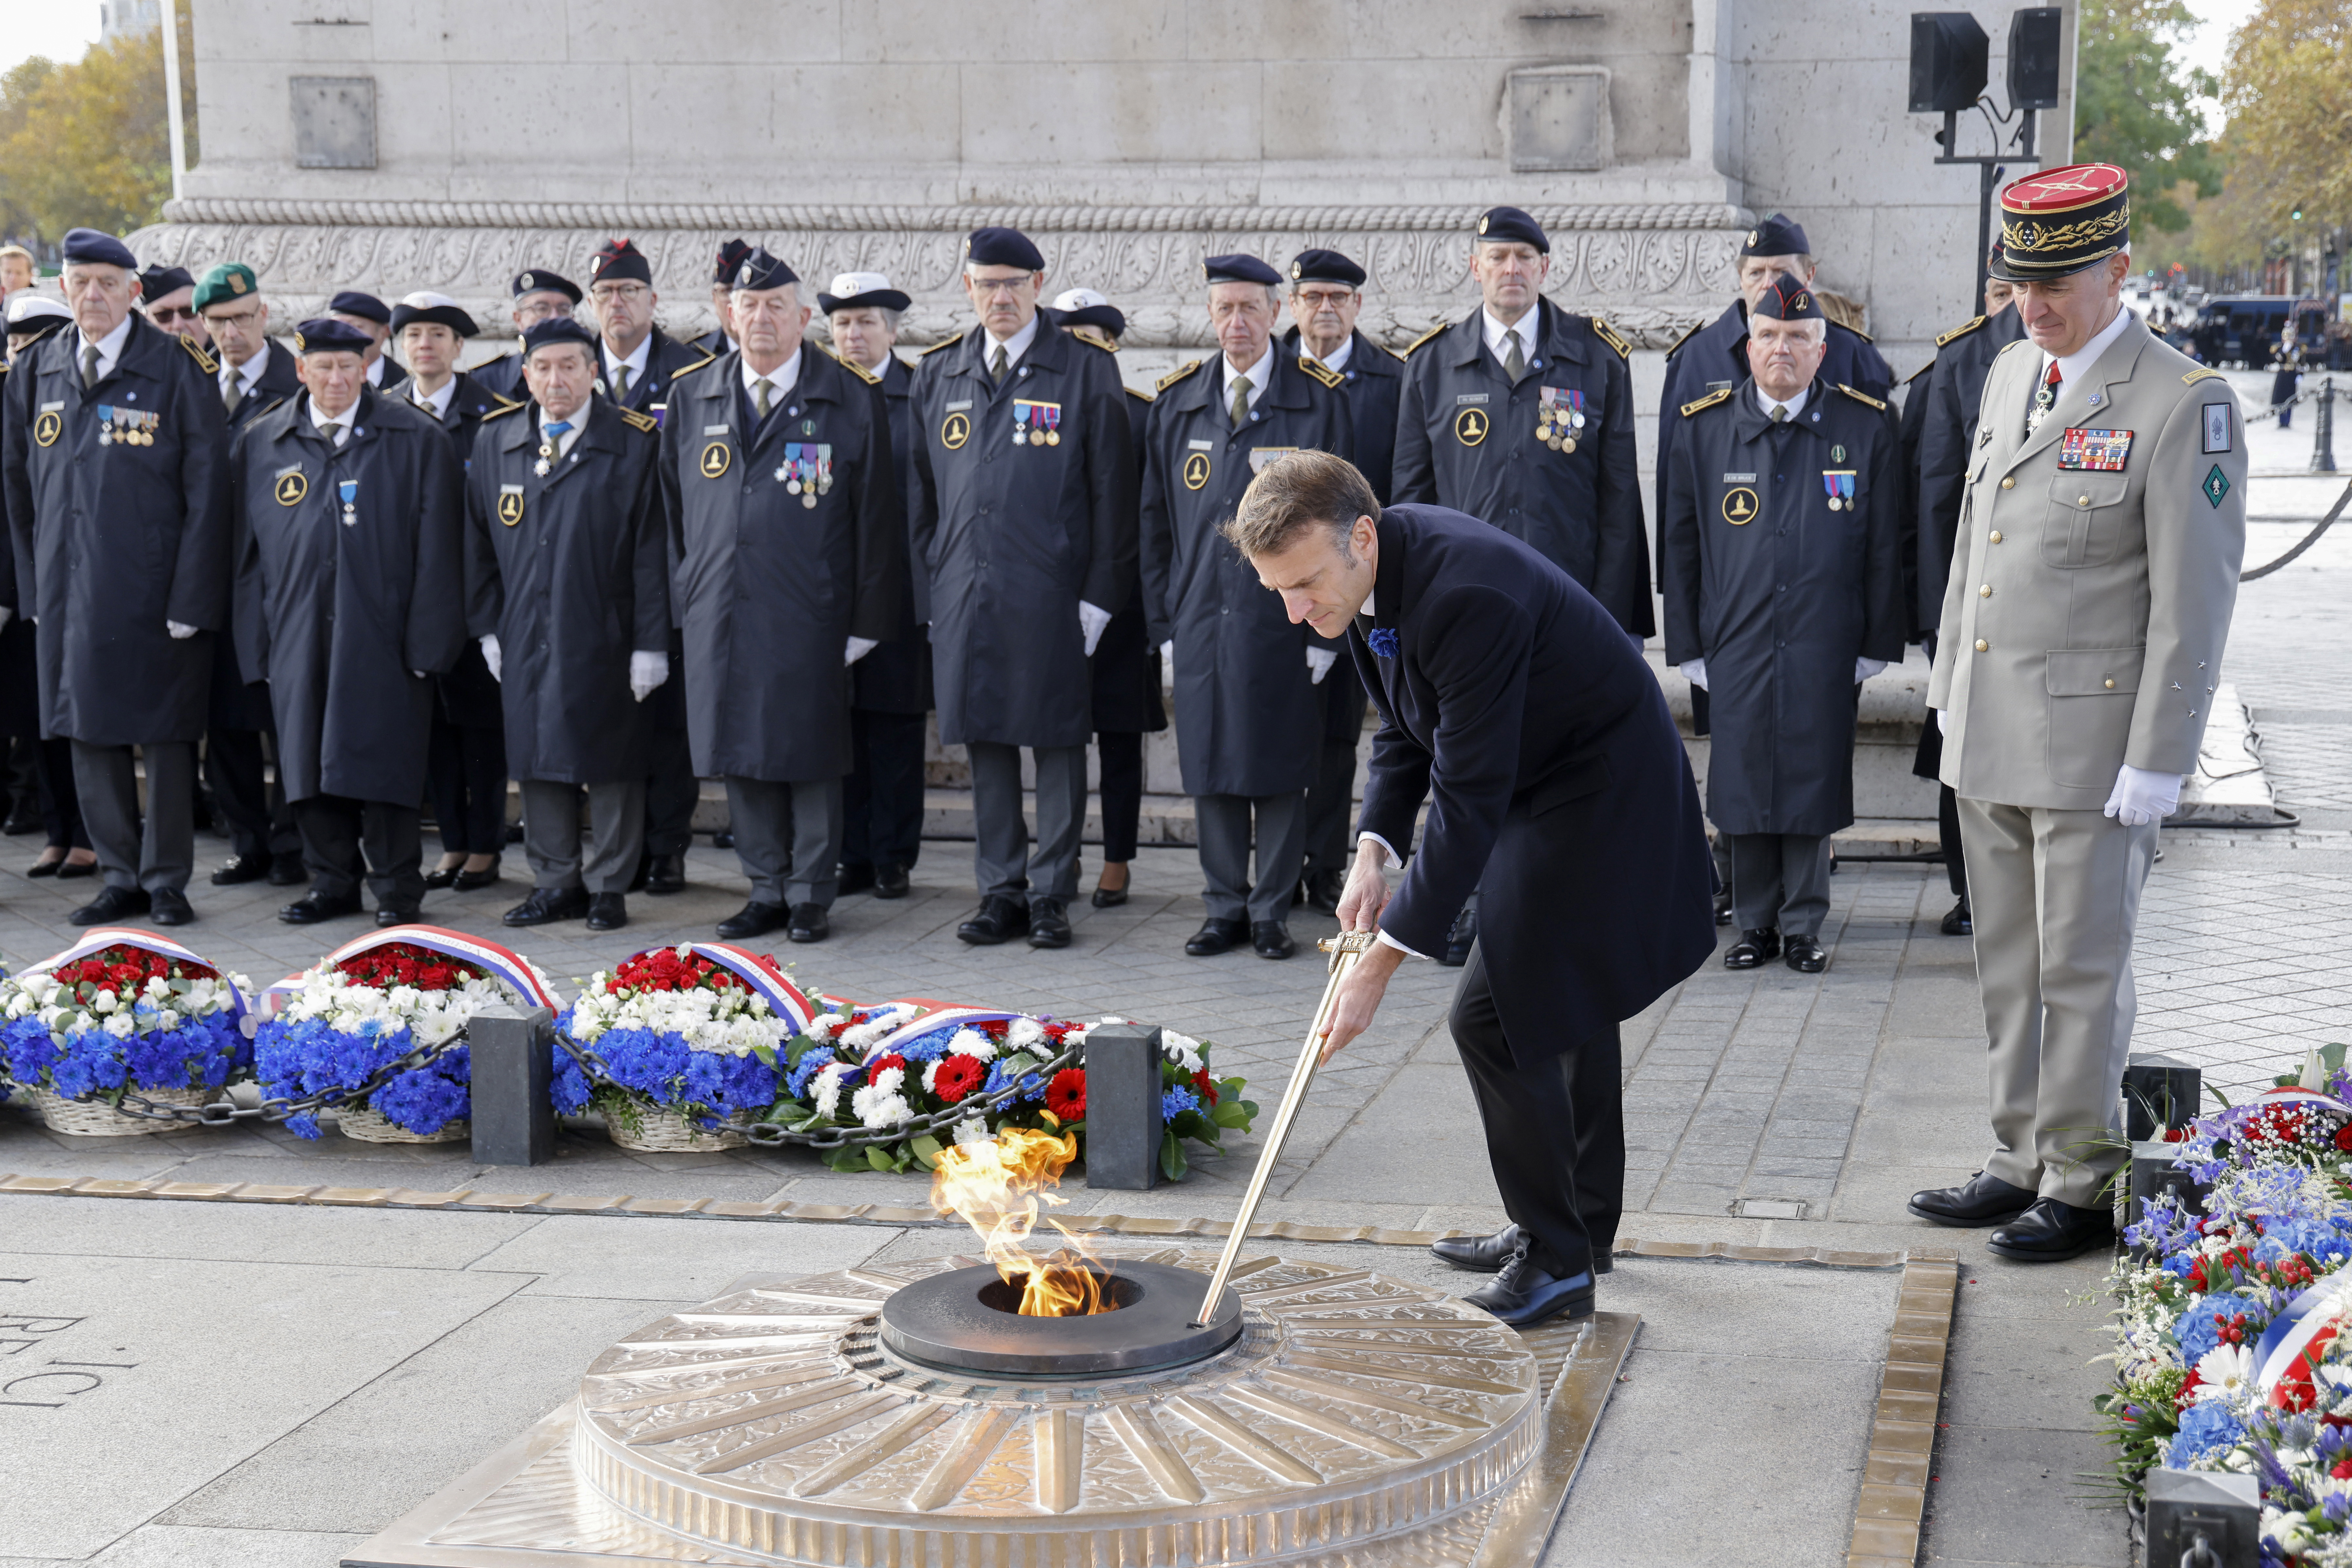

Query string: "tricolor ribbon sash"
[[655, 943, 817, 1034], [317, 925, 558, 1009], [27, 927, 250, 1020], [2256, 1274, 2352, 1408], [871, 1003, 1034, 1059]]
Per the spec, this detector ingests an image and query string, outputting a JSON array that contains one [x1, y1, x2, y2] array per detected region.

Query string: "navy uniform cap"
[[522, 317, 600, 358], [1288, 249, 1365, 288], [965, 226, 1045, 271], [511, 269, 583, 304], [292, 317, 376, 355], [390, 291, 479, 337], [820, 272, 913, 314], [139, 265, 195, 299], [1049, 287, 1124, 339], [1741, 213, 1811, 258], [1474, 207, 1549, 254], [1203, 253, 1280, 286], [328, 290, 390, 323], [1749, 273, 1824, 323], [590, 237, 653, 286], [62, 228, 138, 270], [713, 238, 752, 285], [732, 247, 799, 292]]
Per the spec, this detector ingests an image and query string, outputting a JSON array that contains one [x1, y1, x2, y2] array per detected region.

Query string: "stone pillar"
[[469, 1004, 556, 1167], [1083, 1024, 1165, 1192]]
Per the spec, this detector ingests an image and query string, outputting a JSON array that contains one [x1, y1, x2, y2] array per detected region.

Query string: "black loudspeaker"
[[1909, 12, 1990, 114], [2008, 7, 2065, 110]]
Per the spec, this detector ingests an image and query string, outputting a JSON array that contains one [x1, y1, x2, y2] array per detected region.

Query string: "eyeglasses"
[[148, 306, 199, 323], [203, 308, 262, 327], [966, 277, 1032, 298], [591, 283, 650, 303], [1292, 288, 1355, 309]]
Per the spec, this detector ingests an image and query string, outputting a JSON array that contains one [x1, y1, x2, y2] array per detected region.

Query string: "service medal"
[[96, 405, 113, 445], [1821, 470, 1856, 512], [338, 478, 359, 526], [1042, 404, 1061, 446], [815, 445, 833, 494], [783, 442, 803, 493], [1011, 401, 1031, 447], [534, 442, 554, 479]]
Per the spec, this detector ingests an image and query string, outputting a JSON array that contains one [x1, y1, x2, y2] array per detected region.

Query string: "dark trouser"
[[1095, 730, 1143, 863], [842, 709, 926, 872], [1938, 784, 1968, 898], [520, 778, 643, 893], [968, 741, 1086, 903], [36, 737, 89, 852], [645, 741, 698, 858], [294, 794, 424, 911], [72, 740, 195, 893], [1195, 790, 1308, 924], [726, 776, 844, 908], [6, 735, 36, 822], [1449, 944, 1621, 1277], [204, 726, 299, 864], [427, 719, 509, 857], [1729, 832, 1832, 937], [1302, 737, 1360, 878]]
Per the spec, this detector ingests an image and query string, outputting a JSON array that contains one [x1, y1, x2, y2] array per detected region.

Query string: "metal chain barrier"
[[99, 1032, 472, 1126], [2243, 476, 2352, 582]]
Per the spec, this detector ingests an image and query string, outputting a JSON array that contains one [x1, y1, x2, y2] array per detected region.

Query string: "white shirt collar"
[[983, 313, 1040, 371], [79, 313, 136, 381], [222, 344, 268, 393], [1480, 306, 1537, 367], [1752, 381, 1812, 422], [539, 402, 588, 460], [1221, 345, 1274, 410], [409, 375, 456, 419], [364, 357, 387, 386], [308, 395, 358, 444], [1307, 335, 1354, 375], [740, 347, 802, 406], [2041, 306, 2135, 397], [602, 333, 652, 384]]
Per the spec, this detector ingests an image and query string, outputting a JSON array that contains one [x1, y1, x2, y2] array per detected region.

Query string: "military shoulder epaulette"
[[1934, 315, 1987, 349], [1678, 387, 1734, 417], [1156, 359, 1205, 393], [1125, 384, 1155, 403], [2183, 367, 2229, 386], [671, 346, 718, 378], [1842, 323, 1876, 344], [1904, 361, 1933, 384], [919, 332, 967, 359], [1591, 318, 1632, 360], [1068, 326, 1119, 354], [177, 335, 218, 376], [1664, 320, 1704, 358], [1298, 355, 1345, 389], [253, 396, 289, 420], [617, 406, 659, 433], [484, 393, 527, 416], [829, 347, 880, 385], [479, 400, 528, 423], [1401, 323, 1449, 358], [1379, 341, 1408, 363], [1834, 383, 1887, 411], [1997, 338, 2034, 358]]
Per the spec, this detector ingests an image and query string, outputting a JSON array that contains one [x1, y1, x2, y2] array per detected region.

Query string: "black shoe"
[[1463, 1247, 1596, 1328], [958, 896, 1029, 946], [2, 806, 40, 836], [375, 906, 420, 928], [1724, 928, 1781, 969], [644, 853, 686, 896], [787, 902, 830, 943], [453, 858, 503, 891], [149, 887, 194, 926], [1784, 934, 1827, 973], [586, 892, 628, 931], [717, 900, 790, 939], [712, 830, 734, 850], [421, 865, 460, 890], [502, 886, 590, 926], [1987, 1197, 2117, 1263], [1091, 878, 1129, 908], [70, 885, 151, 926], [268, 854, 307, 887], [54, 856, 96, 880], [279, 890, 361, 925], [1186, 917, 1247, 956], [1441, 903, 1478, 967], [26, 853, 63, 879], [1306, 868, 1347, 915], [1907, 1170, 2037, 1228], [1432, 1225, 1523, 1273], [504, 823, 525, 844], [875, 862, 910, 899], [836, 862, 878, 896], [1940, 897, 1972, 937], [1027, 896, 1072, 949], [1714, 892, 1735, 927], [1251, 920, 1296, 959], [211, 854, 270, 886]]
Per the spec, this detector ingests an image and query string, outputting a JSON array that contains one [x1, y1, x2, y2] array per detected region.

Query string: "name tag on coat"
[[2057, 428, 2133, 470]]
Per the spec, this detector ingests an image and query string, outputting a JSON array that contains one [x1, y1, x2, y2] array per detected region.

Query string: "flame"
[[930, 1126, 1119, 1316]]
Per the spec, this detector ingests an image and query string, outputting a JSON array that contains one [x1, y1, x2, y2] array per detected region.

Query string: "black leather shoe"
[[1941, 897, 1972, 936], [717, 900, 789, 939], [2, 805, 40, 836], [1907, 1170, 2037, 1228], [1251, 921, 1296, 959], [1306, 868, 1347, 915], [1441, 903, 1478, 967], [1091, 879, 1128, 908], [375, 906, 420, 929], [1028, 896, 1072, 949], [875, 862, 910, 899], [958, 895, 1030, 945], [211, 854, 270, 886], [1784, 934, 1827, 973], [1713, 891, 1734, 927], [54, 856, 96, 880], [836, 862, 878, 896], [268, 854, 308, 886], [452, 858, 502, 891], [279, 890, 361, 925], [1724, 928, 1780, 969], [787, 902, 830, 943], [503, 886, 590, 926], [70, 885, 151, 925], [1432, 1225, 1523, 1272], [26, 853, 62, 879], [149, 887, 195, 926], [421, 864, 459, 890], [1463, 1248, 1597, 1328], [712, 830, 734, 849], [644, 853, 686, 896], [1987, 1197, 2117, 1263], [1186, 917, 1247, 956], [586, 893, 628, 931]]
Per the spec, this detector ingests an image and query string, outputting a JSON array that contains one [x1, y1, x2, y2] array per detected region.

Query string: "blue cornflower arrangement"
[[554, 946, 793, 1138], [0, 943, 253, 1106]]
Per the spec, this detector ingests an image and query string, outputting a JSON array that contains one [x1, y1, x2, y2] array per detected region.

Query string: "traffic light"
[[1909, 13, 1991, 113]]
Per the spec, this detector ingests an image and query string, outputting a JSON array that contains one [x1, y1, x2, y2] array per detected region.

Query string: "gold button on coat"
[[1974, 639, 1989, 652], [2078, 495, 2091, 507], [2104, 678, 2116, 689], [2000, 477, 2015, 489], [1979, 585, 1992, 597], [1989, 530, 2002, 543]]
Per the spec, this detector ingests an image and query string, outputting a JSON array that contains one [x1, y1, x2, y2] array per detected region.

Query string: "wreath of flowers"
[[551, 945, 796, 1133], [0, 938, 252, 1103]]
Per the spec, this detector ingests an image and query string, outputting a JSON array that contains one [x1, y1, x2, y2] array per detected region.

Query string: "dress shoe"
[[1907, 1170, 2037, 1228], [149, 887, 195, 926], [712, 830, 734, 850], [717, 900, 790, 939], [958, 896, 1029, 945], [1091, 880, 1128, 908], [1723, 928, 1781, 969], [211, 854, 270, 886], [875, 862, 911, 899], [3, 805, 41, 836], [1940, 897, 1972, 937], [1441, 903, 1478, 967], [788, 902, 831, 943], [26, 853, 63, 879], [1987, 1196, 2117, 1263], [421, 865, 459, 890], [836, 862, 878, 896], [55, 856, 96, 880], [1432, 1225, 1523, 1272], [1251, 920, 1296, 959], [503, 886, 591, 926], [70, 885, 150, 926], [586, 892, 628, 931], [1186, 917, 1247, 957], [1463, 1248, 1597, 1328], [1713, 890, 1734, 927], [376, 906, 421, 929], [1783, 934, 1828, 973], [279, 890, 361, 925], [1306, 867, 1347, 915], [268, 854, 307, 887], [644, 853, 686, 896], [1027, 896, 1072, 949], [452, 859, 503, 891]]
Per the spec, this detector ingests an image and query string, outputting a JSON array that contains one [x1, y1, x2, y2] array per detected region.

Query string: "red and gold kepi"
[[1990, 162, 2130, 282]]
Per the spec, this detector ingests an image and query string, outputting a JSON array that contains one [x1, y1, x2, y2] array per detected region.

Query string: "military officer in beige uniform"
[[1909, 166, 2246, 1262]]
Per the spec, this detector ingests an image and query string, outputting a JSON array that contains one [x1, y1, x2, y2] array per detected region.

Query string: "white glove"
[[629, 649, 668, 702], [1160, 639, 1173, 671], [845, 636, 878, 666], [1854, 657, 1887, 684], [1679, 658, 1708, 692], [1078, 599, 1111, 657], [166, 620, 198, 640], [1307, 646, 1338, 684], [480, 634, 502, 682], [0, 608, 12, 631], [411, 669, 426, 679], [1936, 708, 1949, 735], [2103, 763, 2180, 827]]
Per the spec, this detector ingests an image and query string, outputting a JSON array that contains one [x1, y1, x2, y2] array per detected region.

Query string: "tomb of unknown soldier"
[[6, 2, 2352, 1566]]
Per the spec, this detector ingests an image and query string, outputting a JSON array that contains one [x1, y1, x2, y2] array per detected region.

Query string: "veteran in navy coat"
[[1229, 456, 1714, 1328]]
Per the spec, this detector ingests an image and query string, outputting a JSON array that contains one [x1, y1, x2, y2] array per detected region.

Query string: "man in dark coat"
[[697, 239, 752, 360], [1141, 253, 1353, 960], [662, 250, 904, 943], [230, 318, 467, 926], [467, 317, 669, 933], [471, 270, 582, 404], [908, 225, 1137, 951], [3, 228, 232, 927], [1660, 275, 1907, 974], [139, 265, 208, 351], [1230, 453, 1715, 1327], [823, 270, 929, 904], [326, 291, 405, 394]]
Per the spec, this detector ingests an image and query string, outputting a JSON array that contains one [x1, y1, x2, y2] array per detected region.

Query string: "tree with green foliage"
[[0, 12, 196, 249], [2221, 0, 2352, 233], [2073, 0, 2223, 232]]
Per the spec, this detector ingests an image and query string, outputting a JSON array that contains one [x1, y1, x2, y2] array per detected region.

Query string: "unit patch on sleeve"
[[2056, 428, 2133, 471], [2203, 401, 2233, 455]]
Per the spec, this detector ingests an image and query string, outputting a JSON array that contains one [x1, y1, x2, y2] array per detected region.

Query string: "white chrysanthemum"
[[853, 1071, 914, 1129], [1160, 1031, 1204, 1073], [953, 1117, 994, 1148], [812, 1062, 851, 1120], [91, 989, 118, 1015], [102, 1011, 137, 1039], [2190, 1344, 2256, 1407], [1004, 1018, 1043, 1050], [144, 975, 172, 999], [950, 1026, 999, 1062]]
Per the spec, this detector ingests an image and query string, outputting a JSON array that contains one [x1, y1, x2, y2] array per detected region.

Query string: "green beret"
[[192, 262, 259, 313]]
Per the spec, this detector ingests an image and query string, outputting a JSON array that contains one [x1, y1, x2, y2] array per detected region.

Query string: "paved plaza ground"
[[2, 374, 2348, 1564]]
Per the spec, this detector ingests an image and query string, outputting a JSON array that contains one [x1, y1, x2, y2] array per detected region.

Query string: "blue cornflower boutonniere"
[[1367, 628, 1400, 659]]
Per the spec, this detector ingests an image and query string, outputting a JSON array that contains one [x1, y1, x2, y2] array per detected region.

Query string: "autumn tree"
[[0, 10, 196, 248], [2073, 0, 2222, 232], [2219, 0, 2352, 233]]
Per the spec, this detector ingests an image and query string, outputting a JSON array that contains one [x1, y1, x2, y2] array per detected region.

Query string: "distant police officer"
[[698, 238, 753, 359], [664, 250, 903, 942], [230, 317, 467, 927], [470, 316, 669, 934], [326, 290, 403, 391], [3, 228, 231, 927], [909, 225, 1137, 950], [139, 266, 207, 349], [1661, 275, 1906, 975], [472, 269, 583, 403], [1142, 253, 1353, 960]]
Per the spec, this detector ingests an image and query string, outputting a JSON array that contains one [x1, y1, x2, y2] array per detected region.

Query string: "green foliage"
[[0, 13, 196, 247], [2074, 0, 2222, 233], [2086, 1367, 2187, 1502], [2221, 0, 2352, 233]]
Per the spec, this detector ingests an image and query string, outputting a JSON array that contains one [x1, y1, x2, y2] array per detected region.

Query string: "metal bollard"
[[469, 1004, 556, 1166], [2122, 1054, 2202, 1142], [1082, 1023, 1165, 1191], [2144, 1470, 2259, 1567], [2314, 374, 2338, 473]]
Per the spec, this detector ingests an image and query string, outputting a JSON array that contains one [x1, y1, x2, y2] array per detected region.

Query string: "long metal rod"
[[1192, 931, 1375, 1326]]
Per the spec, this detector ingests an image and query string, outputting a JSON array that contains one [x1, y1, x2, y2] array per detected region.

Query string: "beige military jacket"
[[1927, 311, 2245, 809]]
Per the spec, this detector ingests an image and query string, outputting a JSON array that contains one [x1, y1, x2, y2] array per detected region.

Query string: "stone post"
[[1083, 1024, 1164, 1191], [2121, 1053, 2201, 1142], [469, 1004, 556, 1166], [2144, 1470, 2259, 1566], [2313, 374, 2337, 473]]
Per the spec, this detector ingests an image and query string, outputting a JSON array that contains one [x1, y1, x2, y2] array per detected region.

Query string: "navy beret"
[[713, 238, 752, 285], [1288, 249, 1365, 288], [590, 237, 653, 286], [1741, 213, 1812, 258], [1750, 272, 1824, 323], [139, 265, 195, 299], [390, 292, 479, 337], [328, 290, 390, 324], [731, 246, 798, 293], [511, 269, 582, 304], [965, 226, 1045, 271], [61, 228, 138, 270], [1203, 253, 1281, 287], [1474, 207, 1549, 254], [522, 317, 600, 358], [292, 317, 376, 355]]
